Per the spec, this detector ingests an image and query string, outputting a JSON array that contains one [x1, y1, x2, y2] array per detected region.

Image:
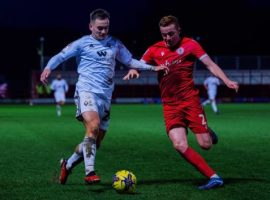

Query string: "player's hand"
[[226, 80, 239, 93], [153, 65, 169, 75], [40, 68, 51, 84], [123, 69, 140, 80]]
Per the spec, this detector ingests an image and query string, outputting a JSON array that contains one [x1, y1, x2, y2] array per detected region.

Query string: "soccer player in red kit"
[[124, 15, 239, 190]]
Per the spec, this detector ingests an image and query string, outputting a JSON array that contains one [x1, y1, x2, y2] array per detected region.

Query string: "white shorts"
[[208, 90, 217, 100], [74, 90, 111, 131], [54, 92, 66, 103]]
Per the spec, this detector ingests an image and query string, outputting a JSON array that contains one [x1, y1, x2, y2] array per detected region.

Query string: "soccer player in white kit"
[[202, 75, 220, 114], [50, 73, 69, 116], [40, 8, 168, 185]]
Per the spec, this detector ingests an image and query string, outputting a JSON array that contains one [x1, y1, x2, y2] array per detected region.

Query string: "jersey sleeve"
[[115, 40, 133, 66], [141, 48, 154, 64], [45, 38, 82, 70], [190, 39, 207, 60]]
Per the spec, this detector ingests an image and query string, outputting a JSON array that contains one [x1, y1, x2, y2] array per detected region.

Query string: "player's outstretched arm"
[[202, 56, 239, 92], [129, 59, 169, 74], [40, 68, 51, 84], [123, 65, 169, 81]]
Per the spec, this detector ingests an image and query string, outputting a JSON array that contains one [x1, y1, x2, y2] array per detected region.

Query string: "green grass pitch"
[[0, 103, 270, 200]]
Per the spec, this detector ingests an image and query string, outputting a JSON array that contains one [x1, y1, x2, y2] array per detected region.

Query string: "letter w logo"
[[97, 51, 107, 57]]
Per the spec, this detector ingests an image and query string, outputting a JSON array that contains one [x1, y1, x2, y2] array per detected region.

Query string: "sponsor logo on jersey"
[[97, 51, 107, 57], [162, 59, 182, 67]]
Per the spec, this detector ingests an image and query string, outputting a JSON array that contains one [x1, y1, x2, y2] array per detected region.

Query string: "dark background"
[[0, 0, 270, 98]]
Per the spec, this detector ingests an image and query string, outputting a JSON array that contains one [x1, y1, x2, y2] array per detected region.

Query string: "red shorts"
[[163, 96, 208, 134]]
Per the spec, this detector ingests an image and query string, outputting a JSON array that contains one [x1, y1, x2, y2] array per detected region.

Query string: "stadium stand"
[[1, 55, 269, 104]]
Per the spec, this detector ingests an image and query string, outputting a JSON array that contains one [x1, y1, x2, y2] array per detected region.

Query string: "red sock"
[[181, 147, 215, 178]]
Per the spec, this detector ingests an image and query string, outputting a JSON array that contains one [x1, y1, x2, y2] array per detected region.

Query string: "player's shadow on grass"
[[85, 178, 201, 193], [139, 178, 200, 185], [223, 177, 268, 184], [54, 177, 268, 194]]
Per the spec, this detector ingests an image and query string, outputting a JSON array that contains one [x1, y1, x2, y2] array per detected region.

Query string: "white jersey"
[[51, 79, 69, 94], [50, 79, 69, 103], [204, 76, 220, 99], [45, 35, 152, 100]]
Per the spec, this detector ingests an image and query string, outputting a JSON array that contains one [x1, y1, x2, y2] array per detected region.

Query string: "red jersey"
[[142, 37, 207, 103]]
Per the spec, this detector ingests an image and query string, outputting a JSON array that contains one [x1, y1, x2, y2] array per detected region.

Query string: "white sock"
[[66, 153, 83, 170], [56, 105, 61, 116], [211, 101, 218, 113], [66, 143, 84, 170], [82, 137, 96, 175], [211, 174, 220, 178]]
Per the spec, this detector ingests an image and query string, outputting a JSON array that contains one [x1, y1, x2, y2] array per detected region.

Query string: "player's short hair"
[[159, 15, 180, 29], [90, 8, 110, 22]]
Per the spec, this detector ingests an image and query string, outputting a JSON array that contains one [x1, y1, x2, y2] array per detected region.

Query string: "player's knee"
[[198, 140, 212, 150], [84, 118, 100, 134], [172, 141, 188, 153]]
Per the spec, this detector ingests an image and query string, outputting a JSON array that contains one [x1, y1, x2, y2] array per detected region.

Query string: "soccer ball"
[[112, 170, 137, 193]]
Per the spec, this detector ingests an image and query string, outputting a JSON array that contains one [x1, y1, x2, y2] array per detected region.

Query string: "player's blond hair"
[[159, 15, 180, 30]]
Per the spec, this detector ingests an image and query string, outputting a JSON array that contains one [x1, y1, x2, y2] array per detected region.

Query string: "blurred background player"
[[0, 75, 8, 98], [50, 73, 69, 116], [202, 75, 220, 114], [40, 8, 167, 185], [124, 15, 239, 190]]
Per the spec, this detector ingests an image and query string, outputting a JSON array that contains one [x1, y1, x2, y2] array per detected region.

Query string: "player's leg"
[[58, 93, 66, 116], [207, 127, 218, 144], [54, 92, 62, 116], [210, 99, 217, 112], [169, 128, 223, 189], [193, 135, 223, 189], [209, 92, 219, 114], [60, 115, 109, 177], [169, 128, 216, 178], [96, 129, 106, 149], [82, 111, 100, 184], [56, 103, 61, 116], [96, 102, 110, 149], [191, 111, 213, 149], [59, 143, 84, 184], [189, 101, 218, 145], [210, 99, 219, 114], [57, 101, 66, 116], [202, 99, 210, 106], [73, 91, 100, 184], [59, 128, 107, 184], [60, 94, 66, 114], [66, 143, 84, 169], [164, 101, 221, 189], [185, 98, 223, 189], [194, 126, 219, 147], [55, 100, 61, 117]]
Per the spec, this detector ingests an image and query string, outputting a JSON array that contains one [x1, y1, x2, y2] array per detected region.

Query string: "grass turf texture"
[[0, 103, 270, 200]]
